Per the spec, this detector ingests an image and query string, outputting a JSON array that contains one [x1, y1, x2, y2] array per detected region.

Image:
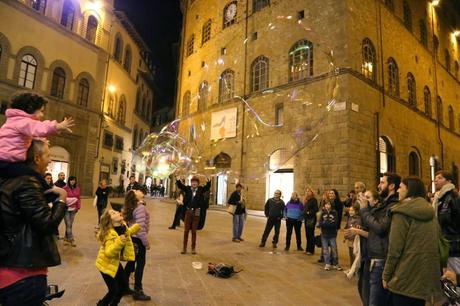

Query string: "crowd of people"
[[1, 92, 460, 306]]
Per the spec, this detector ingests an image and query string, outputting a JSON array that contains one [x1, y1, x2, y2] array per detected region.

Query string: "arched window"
[[445, 49, 451, 72], [135, 89, 141, 112], [419, 20, 427, 47], [132, 125, 138, 149], [31, 0, 46, 13], [117, 96, 126, 125], [251, 56, 269, 92], [409, 151, 420, 177], [86, 16, 98, 43], [289, 39, 313, 81], [77, 78, 90, 107], [433, 35, 439, 56], [186, 34, 194, 57], [107, 94, 116, 118], [403, 1, 412, 31], [379, 136, 395, 176], [202, 19, 211, 45], [253, 0, 270, 12], [113, 35, 123, 63], [387, 57, 399, 96], [50, 67, 66, 99], [448, 105, 454, 131], [424, 86, 432, 117], [219, 69, 234, 103], [436, 96, 443, 125], [182, 91, 190, 117], [384, 0, 394, 11], [223, 2, 238, 29], [18, 54, 37, 89], [198, 81, 208, 112], [60, 0, 75, 30], [362, 38, 376, 81], [123, 46, 132, 72], [407, 73, 416, 106]]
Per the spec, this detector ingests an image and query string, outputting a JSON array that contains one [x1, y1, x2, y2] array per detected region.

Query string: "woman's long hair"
[[402, 177, 426, 199], [97, 210, 113, 243], [123, 190, 138, 223], [68, 176, 77, 189]]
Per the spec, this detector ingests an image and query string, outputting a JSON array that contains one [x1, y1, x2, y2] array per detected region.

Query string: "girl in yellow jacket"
[[95, 209, 140, 306]]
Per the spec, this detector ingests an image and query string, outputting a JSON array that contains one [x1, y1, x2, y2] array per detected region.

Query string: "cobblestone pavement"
[[48, 197, 361, 306]]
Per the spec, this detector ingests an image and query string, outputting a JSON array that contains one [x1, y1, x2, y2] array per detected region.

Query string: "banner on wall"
[[210, 107, 237, 140]]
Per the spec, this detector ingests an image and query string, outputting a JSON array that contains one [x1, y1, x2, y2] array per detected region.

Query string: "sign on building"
[[210, 107, 237, 140]]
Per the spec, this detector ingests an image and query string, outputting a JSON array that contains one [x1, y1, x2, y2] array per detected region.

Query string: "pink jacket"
[[0, 109, 57, 162], [63, 186, 81, 210]]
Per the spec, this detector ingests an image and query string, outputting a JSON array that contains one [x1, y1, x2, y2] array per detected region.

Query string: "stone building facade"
[[0, 0, 155, 195], [176, 0, 460, 209]]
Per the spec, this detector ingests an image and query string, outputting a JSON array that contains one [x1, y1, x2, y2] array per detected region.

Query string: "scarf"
[[433, 183, 456, 217]]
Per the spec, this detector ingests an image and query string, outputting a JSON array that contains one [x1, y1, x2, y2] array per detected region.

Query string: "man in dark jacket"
[[0, 140, 68, 306], [259, 190, 285, 248], [127, 175, 141, 192], [228, 183, 246, 242], [176, 176, 211, 254], [54, 171, 66, 188], [434, 170, 460, 274], [359, 172, 400, 306]]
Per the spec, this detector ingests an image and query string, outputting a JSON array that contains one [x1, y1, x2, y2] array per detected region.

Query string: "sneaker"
[[297, 247, 304, 251], [168, 226, 176, 230], [333, 265, 343, 271], [122, 288, 136, 296], [133, 290, 151, 301], [317, 258, 324, 263], [239, 238, 244, 241], [70, 240, 77, 247], [232, 239, 240, 242], [324, 264, 331, 271], [180, 249, 186, 254], [191, 249, 196, 255], [258, 243, 265, 248], [306, 252, 313, 255]]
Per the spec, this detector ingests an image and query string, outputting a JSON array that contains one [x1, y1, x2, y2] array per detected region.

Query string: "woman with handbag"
[[228, 183, 246, 242], [303, 188, 318, 255]]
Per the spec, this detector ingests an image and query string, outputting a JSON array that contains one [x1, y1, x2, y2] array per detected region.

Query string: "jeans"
[[304, 224, 316, 253], [232, 213, 245, 240], [358, 259, 370, 306], [260, 217, 281, 245], [321, 235, 338, 265], [369, 260, 388, 306], [285, 218, 302, 249], [64, 210, 77, 240], [97, 201, 107, 223], [388, 292, 424, 306], [0, 275, 47, 306], [183, 209, 200, 250], [99, 264, 126, 306], [125, 237, 146, 291]]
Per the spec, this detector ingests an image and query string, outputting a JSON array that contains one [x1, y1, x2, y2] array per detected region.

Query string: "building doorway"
[[216, 174, 228, 205], [48, 146, 70, 183], [267, 149, 294, 202]]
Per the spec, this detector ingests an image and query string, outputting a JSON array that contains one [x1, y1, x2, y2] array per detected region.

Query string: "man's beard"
[[379, 186, 389, 199]]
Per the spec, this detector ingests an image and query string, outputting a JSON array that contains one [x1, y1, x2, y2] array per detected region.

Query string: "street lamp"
[[108, 84, 116, 93], [454, 30, 460, 37], [431, 0, 440, 6]]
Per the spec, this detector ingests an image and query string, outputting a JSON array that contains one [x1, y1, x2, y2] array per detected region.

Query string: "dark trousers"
[[388, 292, 424, 306], [170, 204, 183, 228], [369, 260, 388, 306], [358, 259, 371, 306], [0, 275, 47, 306], [285, 218, 302, 249], [183, 209, 200, 250], [97, 201, 107, 223], [99, 263, 125, 306], [304, 224, 316, 253], [261, 217, 281, 245], [125, 237, 146, 291]]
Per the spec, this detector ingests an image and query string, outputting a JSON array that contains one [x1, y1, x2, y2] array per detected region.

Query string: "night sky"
[[114, 0, 182, 109]]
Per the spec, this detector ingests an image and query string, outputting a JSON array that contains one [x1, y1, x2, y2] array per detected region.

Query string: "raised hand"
[[57, 117, 75, 133]]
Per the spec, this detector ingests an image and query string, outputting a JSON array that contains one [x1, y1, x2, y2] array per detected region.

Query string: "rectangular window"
[[297, 10, 304, 20], [115, 135, 124, 151], [103, 131, 113, 148], [186, 35, 194, 57], [275, 104, 284, 126], [254, 0, 270, 12], [252, 32, 258, 41], [112, 157, 118, 174], [221, 47, 227, 55]]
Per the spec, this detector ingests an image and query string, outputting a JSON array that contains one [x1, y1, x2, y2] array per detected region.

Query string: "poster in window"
[[210, 107, 237, 140]]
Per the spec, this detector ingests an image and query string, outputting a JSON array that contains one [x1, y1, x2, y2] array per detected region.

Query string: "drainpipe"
[[239, 0, 249, 179]]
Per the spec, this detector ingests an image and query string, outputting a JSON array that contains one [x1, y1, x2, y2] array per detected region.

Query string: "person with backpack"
[[259, 190, 285, 249], [284, 192, 304, 251]]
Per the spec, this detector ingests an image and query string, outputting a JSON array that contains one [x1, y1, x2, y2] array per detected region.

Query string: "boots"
[[133, 289, 151, 301]]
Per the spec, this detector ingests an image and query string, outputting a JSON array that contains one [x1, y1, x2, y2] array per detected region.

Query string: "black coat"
[[126, 182, 141, 192], [437, 189, 460, 256], [228, 190, 245, 215], [0, 174, 67, 268], [304, 197, 319, 227], [176, 180, 211, 210]]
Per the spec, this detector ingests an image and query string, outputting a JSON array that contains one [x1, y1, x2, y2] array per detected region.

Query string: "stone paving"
[[47, 197, 361, 306]]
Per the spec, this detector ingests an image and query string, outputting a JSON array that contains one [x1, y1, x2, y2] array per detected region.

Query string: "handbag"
[[227, 204, 236, 215]]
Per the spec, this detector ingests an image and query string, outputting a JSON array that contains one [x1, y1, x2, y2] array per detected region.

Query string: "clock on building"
[[225, 3, 237, 22]]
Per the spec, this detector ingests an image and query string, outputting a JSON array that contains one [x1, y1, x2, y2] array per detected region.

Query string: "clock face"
[[225, 3, 237, 22]]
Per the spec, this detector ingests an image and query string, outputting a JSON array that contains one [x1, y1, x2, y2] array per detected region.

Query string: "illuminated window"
[[379, 136, 395, 176], [362, 38, 376, 81], [50, 68, 66, 99], [407, 73, 416, 106], [289, 39, 313, 81], [60, 0, 75, 30], [86, 16, 98, 43], [387, 57, 399, 97], [18, 54, 37, 89], [31, 0, 46, 14], [251, 56, 269, 92]]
